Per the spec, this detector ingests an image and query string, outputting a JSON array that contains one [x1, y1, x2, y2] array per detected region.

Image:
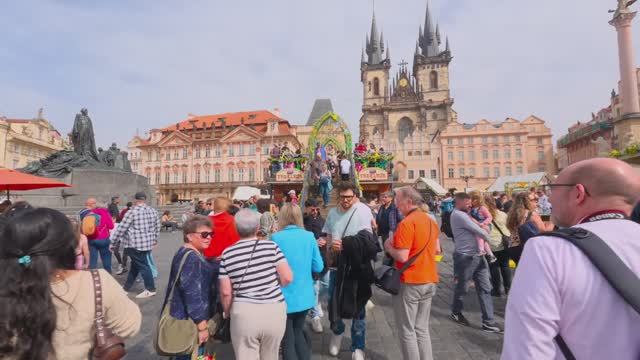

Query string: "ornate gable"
[[220, 125, 262, 143], [157, 131, 193, 147]]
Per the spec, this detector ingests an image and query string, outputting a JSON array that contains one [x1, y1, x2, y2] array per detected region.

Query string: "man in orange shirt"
[[384, 186, 439, 360]]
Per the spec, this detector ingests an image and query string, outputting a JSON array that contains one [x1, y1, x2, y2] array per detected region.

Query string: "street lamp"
[[461, 175, 474, 190]]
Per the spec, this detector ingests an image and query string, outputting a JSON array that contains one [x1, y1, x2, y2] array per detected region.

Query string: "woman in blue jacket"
[[272, 203, 324, 360]]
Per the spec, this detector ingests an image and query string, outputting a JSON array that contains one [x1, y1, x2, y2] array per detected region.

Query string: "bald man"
[[502, 158, 640, 360], [79, 197, 97, 219]]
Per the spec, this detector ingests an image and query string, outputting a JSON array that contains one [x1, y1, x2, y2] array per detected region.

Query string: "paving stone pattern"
[[123, 232, 506, 359]]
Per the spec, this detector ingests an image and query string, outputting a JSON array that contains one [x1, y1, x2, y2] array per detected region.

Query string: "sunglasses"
[[340, 195, 355, 200], [193, 231, 214, 239], [206, 203, 212, 206]]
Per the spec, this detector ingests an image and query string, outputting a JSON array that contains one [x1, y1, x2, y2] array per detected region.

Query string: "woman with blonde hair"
[[469, 191, 497, 263], [271, 203, 324, 360], [484, 195, 512, 296], [506, 192, 554, 264]]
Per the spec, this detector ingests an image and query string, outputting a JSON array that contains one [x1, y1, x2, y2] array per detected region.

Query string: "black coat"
[[329, 229, 378, 324]]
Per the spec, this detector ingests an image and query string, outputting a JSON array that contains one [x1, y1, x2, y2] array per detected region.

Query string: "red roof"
[[160, 110, 285, 132]]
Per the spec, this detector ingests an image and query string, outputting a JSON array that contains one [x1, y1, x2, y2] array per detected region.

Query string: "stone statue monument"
[[591, 136, 612, 156], [21, 108, 132, 177], [71, 108, 99, 161]]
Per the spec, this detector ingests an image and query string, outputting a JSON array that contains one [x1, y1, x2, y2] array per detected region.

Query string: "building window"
[[429, 70, 438, 89], [458, 151, 464, 161], [154, 172, 160, 184], [195, 169, 200, 183], [468, 137, 474, 144], [214, 144, 220, 157], [238, 168, 245, 181], [447, 138, 453, 145], [493, 149, 499, 159], [182, 148, 188, 159], [515, 135, 521, 142], [419, 170, 426, 178], [538, 165, 546, 172], [537, 138, 543, 145], [516, 165, 523, 175], [249, 167, 256, 181], [448, 168, 454, 178], [457, 138, 463, 145], [195, 146, 201, 158], [430, 169, 437, 179], [468, 151, 475, 161], [448, 151, 453, 161], [182, 171, 187, 183], [505, 166, 512, 176], [156, 151, 160, 161], [482, 136, 488, 144], [173, 173, 179, 184], [205, 169, 211, 183], [504, 135, 510, 143], [469, 168, 475, 177], [538, 151, 544, 160], [482, 150, 489, 160], [228, 144, 235, 157], [373, 77, 380, 96], [147, 151, 152, 161], [12, 159, 19, 169], [166, 152, 170, 161], [494, 167, 500, 177], [483, 167, 490, 178], [228, 168, 235, 182], [504, 149, 511, 159], [174, 149, 179, 159], [263, 144, 269, 155], [165, 172, 170, 184], [214, 169, 221, 182], [238, 143, 245, 156], [408, 170, 415, 180], [516, 148, 522, 159], [492, 136, 498, 144], [459, 168, 465, 177]]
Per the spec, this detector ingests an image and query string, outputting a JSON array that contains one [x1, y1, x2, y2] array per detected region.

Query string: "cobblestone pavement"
[[122, 232, 506, 359]]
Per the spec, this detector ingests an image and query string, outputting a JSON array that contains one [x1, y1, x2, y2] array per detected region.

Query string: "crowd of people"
[[0, 157, 639, 359]]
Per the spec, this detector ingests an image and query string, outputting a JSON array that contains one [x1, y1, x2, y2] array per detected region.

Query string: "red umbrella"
[[0, 167, 71, 198]]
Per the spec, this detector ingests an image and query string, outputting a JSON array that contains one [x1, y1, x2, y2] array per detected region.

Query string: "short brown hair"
[[182, 215, 212, 243], [336, 182, 358, 195]]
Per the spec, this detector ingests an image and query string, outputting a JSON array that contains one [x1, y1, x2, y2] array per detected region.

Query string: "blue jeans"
[[310, 273, 331, 319], [320, 181, 330, 205], [89, 238, 112, 273], [327, 269, 366, 351], [451, 252, 495, 323], [123, 248, 156, 292]]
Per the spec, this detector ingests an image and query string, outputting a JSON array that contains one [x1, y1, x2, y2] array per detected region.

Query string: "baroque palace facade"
[[0, 110, 68, 169], [359, 3, 555, 190], [127, 110, 301, 204]]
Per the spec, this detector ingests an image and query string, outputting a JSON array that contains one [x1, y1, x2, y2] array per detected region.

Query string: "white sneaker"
[[328, 333, 343, 356], [135, 290, 157, 299], [311, 317, 323, 333], [365, 300, 375, 311], [115, 266, 127, 275], [352, 349, 365, 360]]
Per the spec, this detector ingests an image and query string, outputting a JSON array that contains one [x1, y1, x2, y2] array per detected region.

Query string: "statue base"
[[9, 168, 155, 208]]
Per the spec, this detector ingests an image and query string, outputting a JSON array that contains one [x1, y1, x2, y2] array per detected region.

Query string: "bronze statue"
[[71, 108, 99, 161]]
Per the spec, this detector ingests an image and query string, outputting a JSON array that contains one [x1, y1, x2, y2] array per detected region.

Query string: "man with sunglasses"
[[320, 182, 374, 360], [503, 158, 640, 360]]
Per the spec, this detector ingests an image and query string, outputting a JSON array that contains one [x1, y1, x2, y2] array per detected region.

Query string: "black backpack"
[[440, 211, 453, 238]]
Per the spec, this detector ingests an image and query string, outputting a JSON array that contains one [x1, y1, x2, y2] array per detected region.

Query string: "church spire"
[[386, 42, 390, 60], [445, 36, 451, 53], [418, 0, 441, 57], [364, 10, 384, 64], [361, 47, 366, 63], [436, 24, 441, 45]]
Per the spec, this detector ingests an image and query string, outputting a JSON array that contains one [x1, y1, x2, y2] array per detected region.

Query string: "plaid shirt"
[[111, 203, 160, 251], [376, 203, 403, 236]]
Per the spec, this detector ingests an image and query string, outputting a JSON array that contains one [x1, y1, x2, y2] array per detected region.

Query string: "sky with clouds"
[[0, 0, 636, 148]]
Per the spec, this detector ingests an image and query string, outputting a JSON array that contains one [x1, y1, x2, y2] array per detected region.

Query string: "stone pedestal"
[[10, 168, 155, 207], [614, 113, 640, 148]]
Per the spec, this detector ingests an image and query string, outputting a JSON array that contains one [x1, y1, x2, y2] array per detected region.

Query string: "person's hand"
[[383, 238, 394, 253], [317, 237, 327, 247], [331, 239, 342, 252], [198, 329, 209, 344], [436, 245, 443, 255]]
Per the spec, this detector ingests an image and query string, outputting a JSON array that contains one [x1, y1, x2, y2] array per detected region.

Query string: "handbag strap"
[[542, 227, 640, 359], [339, 207, 358, 240], [397, 210, 432, 274], [162, 249, 196, 311], [233, 240, 260, 294], [492, 220, 506, 237], [91, 269, 107, 347]]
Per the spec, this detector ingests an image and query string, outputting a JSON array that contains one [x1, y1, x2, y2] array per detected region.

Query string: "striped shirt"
[[218, 238, 286, 304]]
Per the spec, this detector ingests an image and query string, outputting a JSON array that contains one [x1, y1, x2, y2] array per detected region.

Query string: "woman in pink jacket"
[[86, 202, 115, 273]]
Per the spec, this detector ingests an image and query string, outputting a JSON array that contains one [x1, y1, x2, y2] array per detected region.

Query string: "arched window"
[[429, 71, 438, 89], [373, 77, 380, 96], [397, 117, 415, 144]]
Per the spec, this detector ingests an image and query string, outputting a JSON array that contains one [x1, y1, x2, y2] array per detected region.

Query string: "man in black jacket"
[[304, 198, 327, 333]]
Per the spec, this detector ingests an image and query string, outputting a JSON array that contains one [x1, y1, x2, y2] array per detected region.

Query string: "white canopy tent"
[[414, 177, 448, 196]]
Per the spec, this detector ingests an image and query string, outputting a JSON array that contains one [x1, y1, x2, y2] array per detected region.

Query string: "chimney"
[[272, 108, 281, 117]]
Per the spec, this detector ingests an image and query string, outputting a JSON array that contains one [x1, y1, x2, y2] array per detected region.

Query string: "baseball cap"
[[134, 192, 147, 200]]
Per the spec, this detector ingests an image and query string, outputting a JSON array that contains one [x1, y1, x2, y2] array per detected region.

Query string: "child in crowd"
[[469, 192, 497, 263]]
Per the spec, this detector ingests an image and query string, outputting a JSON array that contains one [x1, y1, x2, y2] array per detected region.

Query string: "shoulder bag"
[[90, 270, 126, 360], [214, 240, 260, 343], [543, 227, 640, 360], [374, 215, 432, 295], [324, 208, 357, 269], [154, 250, 198, 356], [491, 219, 511, 250]]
